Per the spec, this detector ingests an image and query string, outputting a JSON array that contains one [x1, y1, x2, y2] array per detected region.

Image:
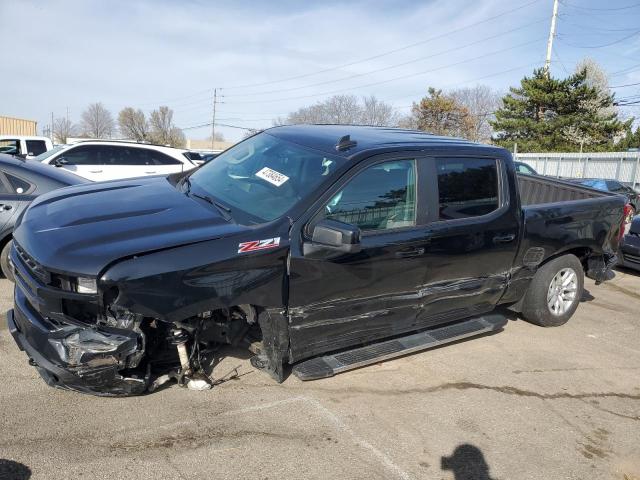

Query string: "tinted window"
[[25, 140, 47, 156], [436, 158, 499, 220], [0, 140, 19, 155], [0, 173, 9, 194], [324, 160, 416, 231], [6, 173, 32, 194], [106, 147, 145, 166], [606, 180, 625, 192], [148, 150, 181, 165], [516, 163, 535, 175], [61, 145, 100, 165]]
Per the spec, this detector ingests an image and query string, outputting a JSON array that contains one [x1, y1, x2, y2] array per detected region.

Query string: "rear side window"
[[25, 140, 47, 156], [436, 158, 499, 220], [4, 173, 32, 194], [0, 173, 9, 194], [0, 139, 19, 155], [147, 150, 182, 165], [324, 160, 417, 231]]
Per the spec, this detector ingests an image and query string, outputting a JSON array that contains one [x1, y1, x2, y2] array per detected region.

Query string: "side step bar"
[[292, 313, 507, 381]]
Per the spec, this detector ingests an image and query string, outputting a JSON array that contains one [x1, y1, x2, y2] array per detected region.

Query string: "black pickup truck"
[[7, 125, 626, 396]]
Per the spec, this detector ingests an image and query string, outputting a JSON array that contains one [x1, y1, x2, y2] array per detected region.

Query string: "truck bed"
[[517, 174, 612, 206]]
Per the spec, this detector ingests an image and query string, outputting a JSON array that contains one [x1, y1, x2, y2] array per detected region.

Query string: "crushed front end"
[[8, 241, 262, 396], [7, 242, 149, 396]]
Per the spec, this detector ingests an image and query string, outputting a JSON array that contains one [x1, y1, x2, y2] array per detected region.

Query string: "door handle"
[[395, 247, 425, 258], [493, 234, 516, 244], [145, 171, 157, 174], [0, 204, 12, 211], [89, 170, 103, 173]]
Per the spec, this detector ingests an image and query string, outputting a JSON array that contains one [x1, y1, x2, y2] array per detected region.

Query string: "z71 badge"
[[238, 237, 281, 253]]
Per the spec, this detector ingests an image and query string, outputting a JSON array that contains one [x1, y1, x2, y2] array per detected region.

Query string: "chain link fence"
[[514, 152, 640, 188]]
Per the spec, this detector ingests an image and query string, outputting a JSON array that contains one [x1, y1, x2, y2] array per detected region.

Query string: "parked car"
[[568, 178, 638, 220], [33, 140, 198, 181], [514, 161, 538, 175], [8, 125, 625, 396], [619, 215, 640, 271], [0, 153, 88, 280], [0, 135, 53, 159]]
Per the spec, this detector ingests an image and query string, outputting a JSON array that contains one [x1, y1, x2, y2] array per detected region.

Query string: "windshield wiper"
[[191, 192, 233, 221], [182, 176, 192, 194]]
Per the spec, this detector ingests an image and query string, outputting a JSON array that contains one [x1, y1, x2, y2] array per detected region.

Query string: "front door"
[[288, 156, 431, 361]]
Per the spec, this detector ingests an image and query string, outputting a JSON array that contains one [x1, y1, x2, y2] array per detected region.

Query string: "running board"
[[292, 313, 507, 381]]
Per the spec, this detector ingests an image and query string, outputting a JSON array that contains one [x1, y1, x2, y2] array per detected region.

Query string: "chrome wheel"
[[547, 267, 578, 316]]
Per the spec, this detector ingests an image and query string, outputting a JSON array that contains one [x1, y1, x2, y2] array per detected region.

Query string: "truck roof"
[[265, 124, 497, 159]]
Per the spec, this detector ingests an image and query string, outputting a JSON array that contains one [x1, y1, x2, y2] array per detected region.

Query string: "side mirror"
[[308, 218, 361, 254], [53, 157, 68, 167]]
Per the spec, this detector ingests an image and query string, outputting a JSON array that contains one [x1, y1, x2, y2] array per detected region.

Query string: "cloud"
[[2, 0, 635, 141]]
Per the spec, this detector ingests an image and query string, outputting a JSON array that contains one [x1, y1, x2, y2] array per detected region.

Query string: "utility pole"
[[50, 112, 54, 142], [211, 88, 218, 150], [544, 0, 560, 77]]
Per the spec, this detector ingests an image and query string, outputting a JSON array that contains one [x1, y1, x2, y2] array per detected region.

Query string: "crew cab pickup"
[[7, 125, 626, 396]]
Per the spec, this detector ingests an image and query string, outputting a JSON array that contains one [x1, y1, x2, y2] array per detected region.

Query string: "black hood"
[[14, 176, 248, 276]]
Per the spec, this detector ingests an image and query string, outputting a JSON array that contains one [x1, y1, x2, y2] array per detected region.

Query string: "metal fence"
[[515, 152, 640, 187]]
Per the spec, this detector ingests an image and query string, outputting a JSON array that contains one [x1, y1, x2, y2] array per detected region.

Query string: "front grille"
[[14, 243, 47, 282]]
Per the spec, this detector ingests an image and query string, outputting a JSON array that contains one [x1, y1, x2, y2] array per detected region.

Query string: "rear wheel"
[[0, 239, 14, 282], [522, 254, 584, 327]]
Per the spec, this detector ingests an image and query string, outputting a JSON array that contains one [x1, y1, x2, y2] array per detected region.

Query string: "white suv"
[[34, 140, 197, 181]]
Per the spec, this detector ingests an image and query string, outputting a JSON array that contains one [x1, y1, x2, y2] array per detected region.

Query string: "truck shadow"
[[441, 444, 496, 480], [0, 459, 31, 480]]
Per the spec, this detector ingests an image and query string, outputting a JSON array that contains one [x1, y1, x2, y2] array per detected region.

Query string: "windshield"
[[33, 145, 65, 162], [188, 132, 345, 222]]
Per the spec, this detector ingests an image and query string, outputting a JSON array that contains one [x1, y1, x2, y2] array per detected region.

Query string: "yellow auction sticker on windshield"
[[255, 167, 289, 187]]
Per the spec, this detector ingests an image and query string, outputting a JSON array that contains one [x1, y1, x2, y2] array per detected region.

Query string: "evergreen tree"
[[491, 68, 631, 152]]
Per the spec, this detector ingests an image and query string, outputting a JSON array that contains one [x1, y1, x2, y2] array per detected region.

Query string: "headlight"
[[76, 277, 97, 294]]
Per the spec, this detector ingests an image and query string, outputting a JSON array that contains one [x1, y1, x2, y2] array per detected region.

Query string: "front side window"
[[436, 157, 499, 220], [189, 132, 346, 222], [324, 160, 417, 231], [25, 140, 47, 156], [60, 146, 100, 165]]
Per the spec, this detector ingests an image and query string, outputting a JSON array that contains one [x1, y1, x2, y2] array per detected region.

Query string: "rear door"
[[413, 155, 520, 326]]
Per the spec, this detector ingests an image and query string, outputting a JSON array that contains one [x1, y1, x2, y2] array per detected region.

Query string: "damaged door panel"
[[7, 125, 627, 396]]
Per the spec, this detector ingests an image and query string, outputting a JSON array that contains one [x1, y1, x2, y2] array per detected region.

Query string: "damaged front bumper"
[[8, 246, 147, 396]]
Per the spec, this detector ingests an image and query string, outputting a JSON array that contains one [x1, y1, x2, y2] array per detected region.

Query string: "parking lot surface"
[[1, 271, 639, 480]]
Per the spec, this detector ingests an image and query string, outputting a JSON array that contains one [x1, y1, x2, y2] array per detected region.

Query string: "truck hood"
[[14, 176, 248, 276]]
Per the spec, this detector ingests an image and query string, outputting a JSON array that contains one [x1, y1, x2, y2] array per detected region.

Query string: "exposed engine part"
[[170, 329, 192, 376]]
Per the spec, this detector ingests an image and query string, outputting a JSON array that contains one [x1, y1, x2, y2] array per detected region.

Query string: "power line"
[[610, 81, 640, 89], [559, 0, 640, 11], [223, 18, 548, 99], [557, 30, 640, 49], [225, 38, 545, 105], [219, 0, 544, 90]]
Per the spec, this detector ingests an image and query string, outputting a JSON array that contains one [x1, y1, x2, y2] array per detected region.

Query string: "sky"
[[1, 0, 640, 143]]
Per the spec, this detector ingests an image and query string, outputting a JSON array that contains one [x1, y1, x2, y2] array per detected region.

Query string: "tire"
[[521, 254, 584, 327], [1, 239, 14, 283]]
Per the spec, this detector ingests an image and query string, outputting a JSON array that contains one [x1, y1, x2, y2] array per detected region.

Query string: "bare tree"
[[450, 85, 501, 142], [149, 106, 185, 147], [360, 95, 399, 126], [118, 107, 149, 141], [280, 95, 398, 126], [562, 125, 595, 153], [80, 102, 115, 138], [52, 117, 77, 144]]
